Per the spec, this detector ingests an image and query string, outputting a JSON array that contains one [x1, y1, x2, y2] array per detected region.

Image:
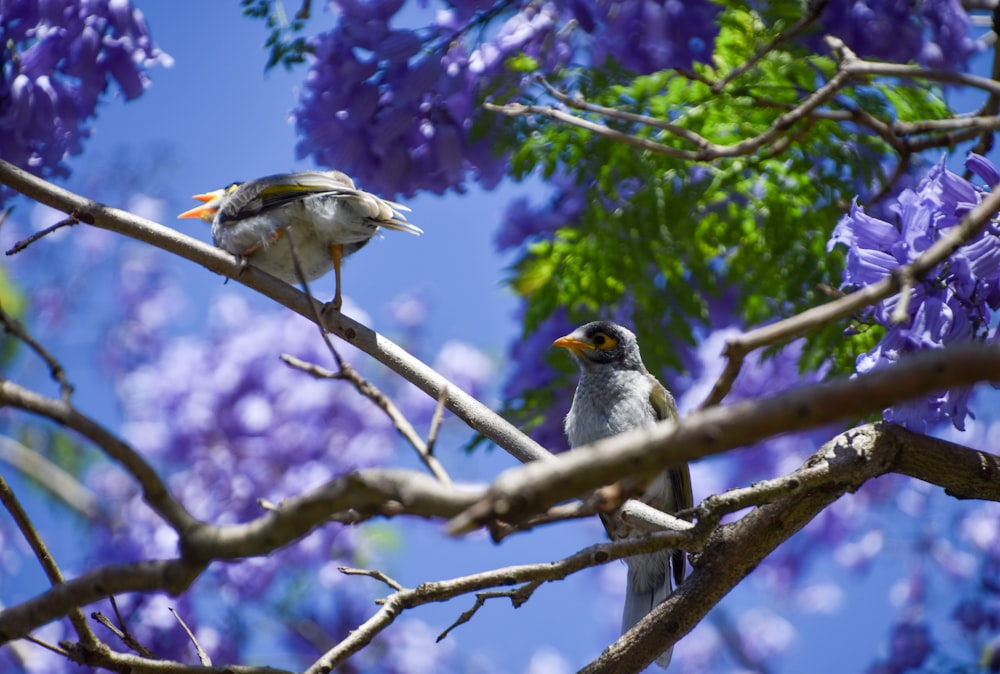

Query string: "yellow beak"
[[552, 335, 594, 356]]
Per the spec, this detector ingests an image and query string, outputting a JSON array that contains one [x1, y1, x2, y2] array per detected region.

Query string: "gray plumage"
[[556, 321, 691, 670], [210, 170, 419, 285]]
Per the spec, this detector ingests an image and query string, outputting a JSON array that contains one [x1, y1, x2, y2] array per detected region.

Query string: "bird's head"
[[552, 321, 643, 371], [177, 183, 240, 222]]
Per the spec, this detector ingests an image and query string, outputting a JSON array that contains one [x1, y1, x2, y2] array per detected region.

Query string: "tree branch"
[[0, 158, 552, 466], [0, 559, 206, 644], [698, 182, 1000, 407], [0, 378, 199, 534], [0, 472, 96, 646], [580, 422, 1000, 672], [449, 343, 1000, 533], [181, 468, 479, 561]]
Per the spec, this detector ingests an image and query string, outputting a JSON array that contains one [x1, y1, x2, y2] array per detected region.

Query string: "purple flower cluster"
[[867, 620, 933, 674], [0, 0, 170, 194], [74, 239, 495, 666], [829, 154, 1000, 432], [575, 0, 719, 74], [293, 0, 719, 196], [817, 0, 976, 69]]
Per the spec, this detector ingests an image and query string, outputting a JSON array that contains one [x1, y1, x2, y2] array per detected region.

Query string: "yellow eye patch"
[[592, 332, 618, 350]]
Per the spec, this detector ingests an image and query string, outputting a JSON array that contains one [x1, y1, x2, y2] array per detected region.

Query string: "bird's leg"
[[325, 243, 344, 313]]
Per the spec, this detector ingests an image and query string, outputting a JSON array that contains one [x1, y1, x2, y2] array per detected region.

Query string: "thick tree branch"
[[0, 379, 199, 534], [0, 559, 206, 644], [581, 422, 1000, 673], [181, 468, 480, 561], [0, 158, 551, 466], [449, 343, 1000, 533]]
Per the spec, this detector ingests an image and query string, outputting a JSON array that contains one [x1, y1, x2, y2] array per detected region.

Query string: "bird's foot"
[[320, 298, 343, 321]]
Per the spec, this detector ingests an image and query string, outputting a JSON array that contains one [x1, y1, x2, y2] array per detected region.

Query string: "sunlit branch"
[[699, 183, 1000, 408], [449, 345, 1000, 533], [0, 158, 552, 466], [180, 468, 481, 561], [580, 423, 1000, 673]]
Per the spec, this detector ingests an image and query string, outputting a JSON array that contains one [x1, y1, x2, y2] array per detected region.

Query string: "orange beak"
[[177, 203, 218, 221], [177, 190, 226, 221], [552, 335, 593, 356]]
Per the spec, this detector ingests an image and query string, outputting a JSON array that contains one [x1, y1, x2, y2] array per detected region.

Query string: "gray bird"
[[179, 170, 421, 311], [553, 321, 692, 669]]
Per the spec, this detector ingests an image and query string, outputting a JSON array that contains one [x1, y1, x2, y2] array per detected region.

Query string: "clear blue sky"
[[12, 3, 997, 672], [60, 3, 622, 672]]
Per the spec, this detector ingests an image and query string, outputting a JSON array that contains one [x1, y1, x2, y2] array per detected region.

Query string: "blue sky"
[[8, 3, 1000, 673], [85, 2, 526, 354], [44, 3, 620, 672]]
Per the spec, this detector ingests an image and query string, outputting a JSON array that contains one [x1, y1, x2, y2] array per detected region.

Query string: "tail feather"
[[622, 554, 675, 669]]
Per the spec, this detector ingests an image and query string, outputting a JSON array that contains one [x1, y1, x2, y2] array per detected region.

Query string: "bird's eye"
[[592, 332, 617, 350]]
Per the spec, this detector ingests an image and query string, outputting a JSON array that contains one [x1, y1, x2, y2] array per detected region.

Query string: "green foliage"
[[500, 2, 954, 379], [0, 264, 26, 367], [241, 0, 313, 70]]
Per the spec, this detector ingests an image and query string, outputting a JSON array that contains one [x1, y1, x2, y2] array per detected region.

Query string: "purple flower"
[[0, 0, 170, 199], [816, 0, 977, 69], [867, 620, 933, 674], [294, 0, 719, 196], [580, 0, 720, 73], [831, 154, 1000, 431]]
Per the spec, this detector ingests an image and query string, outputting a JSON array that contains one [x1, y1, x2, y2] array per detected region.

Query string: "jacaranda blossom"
[[0, 0, 171, 199], [829, 154, 1000, 431]]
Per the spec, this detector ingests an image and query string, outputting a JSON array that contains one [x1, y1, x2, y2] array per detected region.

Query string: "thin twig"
[[170, 607, 211, 666], [711, 0, 829, 93], [281, 354, 453, 484], [426, 384, 448, 457], [436, 583, 542, 642], [698, 182, 1000, 408], [283, 230, 453, 483], [0, 304, 74, 402], [338, 567, 405, 592], [5, 215, 79, 255], [91, 610, 156, 658], [0, 471, 97, 646], [22, 634, 70, 656]]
